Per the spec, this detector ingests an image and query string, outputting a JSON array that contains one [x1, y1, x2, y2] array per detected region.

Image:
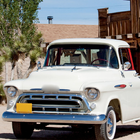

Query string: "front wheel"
[[95, 106, 116, 140], [12, 122, 34, 139]]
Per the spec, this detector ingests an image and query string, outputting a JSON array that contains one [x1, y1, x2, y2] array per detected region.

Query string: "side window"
[[119, 48, 132, 70]]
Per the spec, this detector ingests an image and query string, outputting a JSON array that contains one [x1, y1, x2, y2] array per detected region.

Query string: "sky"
[[38, 0, 130, 25]]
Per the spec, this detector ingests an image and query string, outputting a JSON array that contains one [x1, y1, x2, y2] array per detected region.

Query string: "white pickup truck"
[[2, 38, 140, 140]]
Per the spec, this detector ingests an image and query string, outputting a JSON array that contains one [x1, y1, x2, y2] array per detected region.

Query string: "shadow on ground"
[[0, 125, 140, 140], [115, 125, 140, 138], [0, 133, 15, 139]]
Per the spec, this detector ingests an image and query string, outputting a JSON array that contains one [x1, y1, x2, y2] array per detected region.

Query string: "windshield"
[[44, 44, 119, 69]]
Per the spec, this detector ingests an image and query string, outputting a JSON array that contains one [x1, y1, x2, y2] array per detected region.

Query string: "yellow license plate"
[[16, 103, 32, 114]]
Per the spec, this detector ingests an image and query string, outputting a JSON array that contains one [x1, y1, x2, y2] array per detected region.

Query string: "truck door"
[[119, 48, 140, 122]]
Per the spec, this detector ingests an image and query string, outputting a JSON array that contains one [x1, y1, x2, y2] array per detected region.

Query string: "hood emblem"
[[71, 66, 76, 72], [71, 66, 81, 72]]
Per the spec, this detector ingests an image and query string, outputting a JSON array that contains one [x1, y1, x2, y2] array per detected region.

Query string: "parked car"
[[2, 38, 140, 140]]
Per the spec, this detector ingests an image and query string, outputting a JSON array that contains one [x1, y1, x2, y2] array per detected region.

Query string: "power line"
[[40, 5, 129, 10]]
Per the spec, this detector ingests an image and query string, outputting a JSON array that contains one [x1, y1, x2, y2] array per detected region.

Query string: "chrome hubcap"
[[106, 110, 116, 139]]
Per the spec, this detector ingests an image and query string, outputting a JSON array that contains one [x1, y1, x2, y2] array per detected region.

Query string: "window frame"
[[119, 48, 134, 70]]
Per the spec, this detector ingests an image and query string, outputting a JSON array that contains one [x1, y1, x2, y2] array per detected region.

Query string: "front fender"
[[81, 81, 123, 117], [81, 80, 120, 93], [4, 79, 24, 90], [4, 79, 24, 111]]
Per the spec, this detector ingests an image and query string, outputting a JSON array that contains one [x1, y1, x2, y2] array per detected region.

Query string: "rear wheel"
[[95, 106, 116, 140], [12, 122, 34, 139]]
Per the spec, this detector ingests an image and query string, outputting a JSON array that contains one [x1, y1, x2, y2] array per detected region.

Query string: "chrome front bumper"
[[2, 111, 107, 124]]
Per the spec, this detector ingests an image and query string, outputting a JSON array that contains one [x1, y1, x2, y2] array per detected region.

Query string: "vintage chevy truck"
[[2, 38, 140, 140]]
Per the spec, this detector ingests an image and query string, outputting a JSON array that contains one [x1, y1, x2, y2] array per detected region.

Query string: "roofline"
[[48, 38, 130, 49]]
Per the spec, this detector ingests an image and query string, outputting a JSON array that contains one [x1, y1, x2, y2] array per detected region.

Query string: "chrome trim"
[[106, 109, 116, 139], [30, 89, 71, 92], [121, 71, 125, 78], [2, 111, 107, 124], [134, 72, 139, 77], [37, 61, 41, 70], [15, 93, 92, 114], [59, 89, 71, 91], [22, 90, 82, 94], [30, 88, 42, 91], [4, 86, 19, 98], [124, 61, 131, 70], [114, 84, 126, 89], [85, 88, 100, 102]]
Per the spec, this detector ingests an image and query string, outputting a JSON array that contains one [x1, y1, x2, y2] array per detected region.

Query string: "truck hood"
[[5, 66, 122, 91]]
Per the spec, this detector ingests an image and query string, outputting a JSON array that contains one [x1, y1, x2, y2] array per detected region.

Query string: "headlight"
[[86, 88, 100, 101], [7, 87, 17, 97]]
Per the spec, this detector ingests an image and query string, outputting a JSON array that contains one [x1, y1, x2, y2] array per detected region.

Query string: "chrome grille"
[[17, 93, 90, 114]]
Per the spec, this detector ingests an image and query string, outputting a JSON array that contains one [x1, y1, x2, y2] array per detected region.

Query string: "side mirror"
[[37, 61, 41, 70], [124, 61, 131, 70]]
